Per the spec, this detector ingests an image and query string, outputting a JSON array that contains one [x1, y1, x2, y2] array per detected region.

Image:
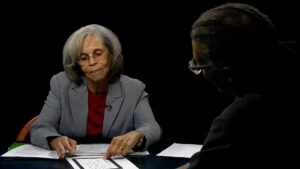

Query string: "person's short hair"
[[191, 3, 279, 72], [63, 24, 123, 84]]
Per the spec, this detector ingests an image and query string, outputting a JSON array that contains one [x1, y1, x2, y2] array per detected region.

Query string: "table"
[[128, 155, 189, 169], [0, 155, 189, 169]]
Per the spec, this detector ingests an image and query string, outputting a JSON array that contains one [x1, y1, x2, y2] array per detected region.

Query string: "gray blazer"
[[30, 72, 162, 150]]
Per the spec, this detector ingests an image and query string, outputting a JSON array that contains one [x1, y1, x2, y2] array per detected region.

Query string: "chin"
[[87, 75, 106, 82]]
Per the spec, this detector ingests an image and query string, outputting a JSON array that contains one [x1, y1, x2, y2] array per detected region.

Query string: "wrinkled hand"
[[104, 131, 142, 160], [49, 136, 77, 159]]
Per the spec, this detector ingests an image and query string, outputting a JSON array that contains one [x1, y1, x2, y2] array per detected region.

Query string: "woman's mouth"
[[89, 69, 102, 74]]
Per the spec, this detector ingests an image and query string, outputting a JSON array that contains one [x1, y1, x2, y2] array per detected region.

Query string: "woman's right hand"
[[49, 136, 77, 159]]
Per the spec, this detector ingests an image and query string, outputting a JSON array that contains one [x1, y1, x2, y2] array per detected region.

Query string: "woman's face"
[[78, 35, 112, 83]]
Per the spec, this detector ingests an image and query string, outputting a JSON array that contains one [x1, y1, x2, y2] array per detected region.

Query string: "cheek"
[[104, 64, 111, 73], [106, 57, 113, 69], [203, 70, 219, 85], [101, 61, 112, 76], [103, 59, 112, 69], [102, 55, 112, 66], [202, 70, 208, 79], [202, 71, 215, 84], [80, 66, 88, 74]]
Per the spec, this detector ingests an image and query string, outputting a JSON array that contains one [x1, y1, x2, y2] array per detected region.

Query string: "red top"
[[86, 90, 107, 136]]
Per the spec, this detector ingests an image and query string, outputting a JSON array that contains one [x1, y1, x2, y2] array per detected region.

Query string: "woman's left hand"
[[104, 131, 143, 160]]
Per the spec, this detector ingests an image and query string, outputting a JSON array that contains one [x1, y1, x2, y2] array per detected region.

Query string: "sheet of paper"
[[1, 143, 148, 159], [156, 143, 202, 158], [1, 144, 59, 159], [66, 157, 139, 169], [76, 144, 109, 155], [114, 158, 139, 169], [71, 158, 121, 169], [77, 144, 149, 156]]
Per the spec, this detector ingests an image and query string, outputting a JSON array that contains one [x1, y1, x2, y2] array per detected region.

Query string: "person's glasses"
[[188, 59, 214, 75], [77, 52, 104, 66]]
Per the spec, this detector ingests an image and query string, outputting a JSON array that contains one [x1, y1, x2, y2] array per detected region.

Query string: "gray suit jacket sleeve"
[[30, 73, 63, 149], [131, 83, 162, 150]]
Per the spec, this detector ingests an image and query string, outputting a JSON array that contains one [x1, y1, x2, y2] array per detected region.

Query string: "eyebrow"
[[81, 48, 104, 55]]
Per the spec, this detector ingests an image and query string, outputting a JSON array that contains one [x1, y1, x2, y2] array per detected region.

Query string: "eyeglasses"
[[188, 59, 214, 75], [77, 52, 105, 66]]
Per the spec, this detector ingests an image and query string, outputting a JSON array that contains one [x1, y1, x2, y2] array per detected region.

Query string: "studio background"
[[1, 0, 298, 153]]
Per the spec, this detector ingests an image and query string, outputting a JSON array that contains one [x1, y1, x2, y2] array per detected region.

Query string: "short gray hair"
[[63, 24, 123, 84]]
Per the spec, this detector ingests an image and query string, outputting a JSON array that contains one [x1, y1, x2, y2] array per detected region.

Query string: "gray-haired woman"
[[30, 24, 162, 159]]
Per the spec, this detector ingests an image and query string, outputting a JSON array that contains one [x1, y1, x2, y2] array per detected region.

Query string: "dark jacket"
[[189, 92, 299, 168]]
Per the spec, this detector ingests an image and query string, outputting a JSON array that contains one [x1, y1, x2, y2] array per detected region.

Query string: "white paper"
[[114, 158, 139, 169], [1, 144, 59, 159], [1, 143, 148, 159], [76, 144, 149, 156], [76, 144, 109, 155], [74, 158, 119, 169], [128, 151, 149, 156], [66, 157, 139, 169], [70, 155, 104, 159], [156, 143, 202, 158]]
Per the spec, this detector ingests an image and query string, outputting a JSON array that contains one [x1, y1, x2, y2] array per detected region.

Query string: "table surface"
[[0, 155, 189, 169], [0, 140, 191, 169]]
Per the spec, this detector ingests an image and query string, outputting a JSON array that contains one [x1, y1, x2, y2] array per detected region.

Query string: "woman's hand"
[[104, 131, 144, 160], [49, 136, 77, 159]]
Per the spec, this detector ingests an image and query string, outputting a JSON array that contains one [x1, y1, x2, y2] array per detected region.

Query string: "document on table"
[[76, 144, 149, 156], [66, 158, 139, 169], [76, 144, 109, 156], [1, 143, 148, 159], [1, 144, 59, 159], [156, 143, 202, 158]]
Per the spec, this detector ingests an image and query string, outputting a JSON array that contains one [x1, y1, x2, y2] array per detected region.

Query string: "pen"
[[64, 152, 74, 157], [110, 155, 124, 159]]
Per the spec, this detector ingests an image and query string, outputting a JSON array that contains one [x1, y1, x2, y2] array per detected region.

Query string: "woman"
[[30, 24, 162, 159]]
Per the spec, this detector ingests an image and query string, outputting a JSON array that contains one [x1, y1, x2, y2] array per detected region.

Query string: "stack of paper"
[[1, 144, 59, 159], [156, 143, 202, 158], [1, 143, 148, 159], [76, 144, 148, 156]]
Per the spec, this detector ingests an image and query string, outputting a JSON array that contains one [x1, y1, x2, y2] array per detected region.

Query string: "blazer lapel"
[[69, 81, 88, 138], [102, 79, 124, 137]]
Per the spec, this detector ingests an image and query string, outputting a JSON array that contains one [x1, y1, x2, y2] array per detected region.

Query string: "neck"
[[87, 79, 109, 94]]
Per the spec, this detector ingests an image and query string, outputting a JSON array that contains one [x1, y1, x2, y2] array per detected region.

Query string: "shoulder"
[[51, 71, 69, 79], [49, 71, 72, 86], [234, 94, 264, 107], [230, 94, 264, 110], [119, 74, 145, 89], [219, 94, 264, 119], [117, 75, 147, 96]]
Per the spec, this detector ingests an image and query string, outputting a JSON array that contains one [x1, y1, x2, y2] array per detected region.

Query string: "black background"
[[1, 0, 298, 153]]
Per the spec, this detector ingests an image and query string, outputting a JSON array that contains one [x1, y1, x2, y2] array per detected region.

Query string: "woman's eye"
[[95, 52, 102, 56], [80, 55, 88, 60]]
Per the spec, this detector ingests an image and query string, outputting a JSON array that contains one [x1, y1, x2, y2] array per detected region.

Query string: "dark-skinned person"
[[30, 24, 162, 159], [178, 3, 299, 168]]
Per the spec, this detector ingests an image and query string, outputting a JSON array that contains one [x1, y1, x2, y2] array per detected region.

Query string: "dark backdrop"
[[1, 0, 298, 154]]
